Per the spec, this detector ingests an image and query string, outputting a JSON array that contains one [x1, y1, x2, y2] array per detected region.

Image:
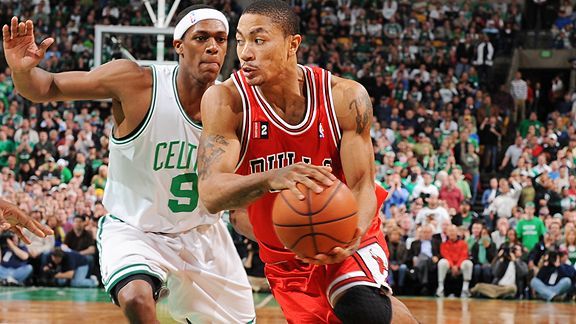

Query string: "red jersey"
[[233, 65, 346, 263]]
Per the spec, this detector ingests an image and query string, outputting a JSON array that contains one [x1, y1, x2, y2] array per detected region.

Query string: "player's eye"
[[216, 37, 227, 43], [255, 39, 264, 45], [236, 39, 244, 45], [194, 36, 208, 41]]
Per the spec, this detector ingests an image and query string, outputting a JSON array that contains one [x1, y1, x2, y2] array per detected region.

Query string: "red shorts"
[[264, 216, 390, 324]]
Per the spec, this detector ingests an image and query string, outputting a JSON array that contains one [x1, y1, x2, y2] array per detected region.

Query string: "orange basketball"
[[272, 179, 358, 258]]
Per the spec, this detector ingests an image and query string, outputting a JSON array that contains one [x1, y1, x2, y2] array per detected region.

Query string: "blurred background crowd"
[[0, 0, 576, 303]]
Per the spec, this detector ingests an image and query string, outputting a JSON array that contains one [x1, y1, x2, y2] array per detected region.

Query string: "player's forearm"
[[199, 172, 270, 214], [12, 68, 57, 102], [351, 180, 377, 236], [230, 209, 257, 242]]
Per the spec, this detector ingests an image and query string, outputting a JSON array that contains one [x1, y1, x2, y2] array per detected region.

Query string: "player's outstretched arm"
[[3, 17, 146, 103], [302, 78, 376, 266], [197, 84, 336, 214]]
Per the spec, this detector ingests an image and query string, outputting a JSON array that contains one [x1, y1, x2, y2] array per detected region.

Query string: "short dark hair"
[[52, 247, 65, 259], [243, 0, 299, 36], [74, 215, 86, 222]]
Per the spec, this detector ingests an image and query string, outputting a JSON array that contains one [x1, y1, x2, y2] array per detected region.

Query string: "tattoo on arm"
[[197, 135, 229, 180], [348, 92, 372, 134]]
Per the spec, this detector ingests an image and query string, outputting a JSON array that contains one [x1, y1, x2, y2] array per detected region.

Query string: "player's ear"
[[288, 34, 301, 57], [173, 39, 184, 56]]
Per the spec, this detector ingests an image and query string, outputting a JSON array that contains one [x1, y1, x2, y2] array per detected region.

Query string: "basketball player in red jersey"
[[198, 1, 417, 323]]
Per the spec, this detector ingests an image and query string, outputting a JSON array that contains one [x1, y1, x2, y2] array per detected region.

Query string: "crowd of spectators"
[[0, 0, 576, 304]]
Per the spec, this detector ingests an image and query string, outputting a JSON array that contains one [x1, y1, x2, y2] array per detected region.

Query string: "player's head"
[[173, 4, 229, 84], [236, 0, 301, 86]]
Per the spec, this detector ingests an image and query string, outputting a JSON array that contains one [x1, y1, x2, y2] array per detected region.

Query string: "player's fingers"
[[25, 20, 33, 36], [37, 37, 54, 55], [314, 165, 337, 181], [38, 219, 53, 236], [0, 209, 10, 232], [17, 22, 25, 36], [350, 228, 361, 242], [303, 168, 334, 187], [297, 176, 324, 194], [10, 16, 18, 38], [2, 24, 10, 41], [12, 226, 30, 245], [26, 217, 51, 237], [286, 181, 305, 200], [13, 208, 48, 237]]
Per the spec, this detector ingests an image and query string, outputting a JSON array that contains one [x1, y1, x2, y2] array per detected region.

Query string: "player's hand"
[[0, 199, 53, 244], [2, 17, 54, 73], [267, 162, 337, 200], [297, 228, 361, 265]]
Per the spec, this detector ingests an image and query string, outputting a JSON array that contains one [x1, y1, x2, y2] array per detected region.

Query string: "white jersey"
[[103, 65, 219, 233]]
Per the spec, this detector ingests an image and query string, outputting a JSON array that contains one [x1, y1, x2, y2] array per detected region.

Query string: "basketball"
[[272, 179, 358, 258]]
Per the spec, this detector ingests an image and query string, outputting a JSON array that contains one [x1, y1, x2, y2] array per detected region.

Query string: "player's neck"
[[176, 70, 211, 122], [258, 64, 304, 113]]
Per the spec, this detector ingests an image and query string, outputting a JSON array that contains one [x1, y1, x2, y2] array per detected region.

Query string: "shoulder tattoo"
[[348, 91, 372, 134]]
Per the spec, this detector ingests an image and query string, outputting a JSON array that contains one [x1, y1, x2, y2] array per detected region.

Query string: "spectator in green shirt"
[[0, 73, 13, 109], [56, 159, 73, 184], [452, 166, 472, 201], [518, 112, 543, 138], [2, 100, 23, 129], [0, 130, 15, 168], [516, 202, 547, 251]]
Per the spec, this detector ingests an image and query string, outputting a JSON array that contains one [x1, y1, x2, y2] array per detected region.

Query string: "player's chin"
[[198, 70, 220, 84], [244, 75, 264, 86]]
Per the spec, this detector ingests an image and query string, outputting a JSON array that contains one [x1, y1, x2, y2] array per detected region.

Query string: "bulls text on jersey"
[[249, 153, 332, 174]]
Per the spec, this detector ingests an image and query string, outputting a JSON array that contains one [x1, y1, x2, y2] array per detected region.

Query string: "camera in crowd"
[[39, 248, 64, 286]]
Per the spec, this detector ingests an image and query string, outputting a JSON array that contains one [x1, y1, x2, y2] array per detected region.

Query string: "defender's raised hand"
[[0, 199, 53, 244], [2, 17, 54, 73]]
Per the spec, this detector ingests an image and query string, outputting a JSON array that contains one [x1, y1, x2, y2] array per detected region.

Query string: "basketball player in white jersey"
[[2, 5, 255, 323]]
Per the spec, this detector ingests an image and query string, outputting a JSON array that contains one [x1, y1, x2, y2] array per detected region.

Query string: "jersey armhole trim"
[[110, 65, 158, 145], [324, 71, 342, 148], [173, 66, 203, 130], [233, 72, 251, 172]]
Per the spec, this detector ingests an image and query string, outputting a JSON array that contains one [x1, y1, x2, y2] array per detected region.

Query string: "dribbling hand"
[[2, 17, 54, 73], [267, 162, 337, 200]]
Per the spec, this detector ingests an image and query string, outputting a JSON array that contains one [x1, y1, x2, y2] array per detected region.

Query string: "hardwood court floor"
[[0, 287, 574, 323]]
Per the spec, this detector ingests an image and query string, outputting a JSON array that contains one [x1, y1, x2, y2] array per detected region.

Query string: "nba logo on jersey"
[[253, 121, 269, 139], [319, 123, 325, 138]]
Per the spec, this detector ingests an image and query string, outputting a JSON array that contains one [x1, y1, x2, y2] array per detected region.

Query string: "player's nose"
[[205, 38, 219, 54], [238, 43, 254, 61]]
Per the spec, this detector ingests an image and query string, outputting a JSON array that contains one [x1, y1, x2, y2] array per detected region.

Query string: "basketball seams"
[[273, 180, 358, 257], [276, 181, 350, 217], [273, 211, 357, 227], [305, 187, 319, 255], [290, 232, 354, 251], [315, 181, 345, 214]]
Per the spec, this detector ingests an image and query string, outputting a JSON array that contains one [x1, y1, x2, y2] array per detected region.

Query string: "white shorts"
[[97, 215, 255, 323]]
